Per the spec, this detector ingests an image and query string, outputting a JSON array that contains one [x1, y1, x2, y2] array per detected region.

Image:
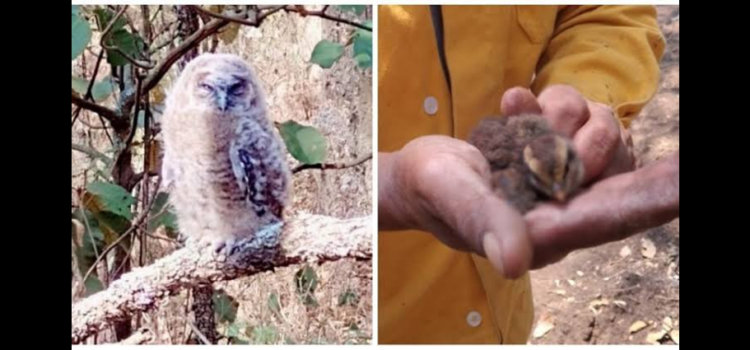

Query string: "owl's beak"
[[215, 90, 228, 112]]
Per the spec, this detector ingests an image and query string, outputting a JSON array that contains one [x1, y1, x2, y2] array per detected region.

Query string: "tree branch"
[[292, 153, 372, 174], [72, 50, 106, 128], [140, 17, 229, 94], [71, 213, 371, 343], [72, 143, 112, 166], [190, 5, 286, 28], [71, 93, 122, 127], [285, 6, 372, 31]]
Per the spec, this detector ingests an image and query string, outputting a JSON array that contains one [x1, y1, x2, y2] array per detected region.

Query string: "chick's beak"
[[552, 183, 566, 201]]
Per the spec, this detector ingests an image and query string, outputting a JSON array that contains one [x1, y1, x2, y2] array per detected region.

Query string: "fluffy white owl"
[[161, 53, 290, 253]]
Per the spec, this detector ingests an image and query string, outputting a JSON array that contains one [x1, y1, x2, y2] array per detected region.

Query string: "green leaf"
[[268, 292, 281, 314], [92, 211, 131, 248], [72, 12, 92, 60], [71, 75, 116, 102], [353, 53, 372, 68], [278, 121, 327, 165], [295, 265, 318, 294], [92, 76, 116, 102], [213, 289, 238, 323], [71, 76, 89, 96], [73, 209, 106, 276], [353, 25, 372, 69], [94, 7, 126, 32], [85, 181, 136, 220], [148, 192, 178, 237], [295, 265, 319, 307], [336, 5, 366, 15], [226, 322, 247, 338], [105, 30, 145, 66], [84, 275, 104, 296], [338, 289, 359, 306], [309, 40, 344, 68], [251, 325, 278, 344], [136, 110, 146, 128]]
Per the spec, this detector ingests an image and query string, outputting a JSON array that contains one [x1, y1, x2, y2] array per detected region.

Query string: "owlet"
[[161, 53, 291, 252]]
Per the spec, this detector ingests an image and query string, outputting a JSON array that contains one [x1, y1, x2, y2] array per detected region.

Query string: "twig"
[[285, 6, 372, 31], [186, 322, 211, 345], [148, 33, 178, 54], [72, 143, 113, 166], [141, 17, 229, 94], [140, 231, 178, 244], [99, 6, 129, 47], [71, 212, 371, 343], [141, 5, 152, 46], [99, 6, 155, 69], [292, 153, 372, 174], [149, 5, 162, 24], [140, 96, 152, 269], [72, 50, 106, 128], [190, 5, 284, 27], [125, 75, 144, 148], [78, 118, 110, 130], [71, 94, 122, 128]]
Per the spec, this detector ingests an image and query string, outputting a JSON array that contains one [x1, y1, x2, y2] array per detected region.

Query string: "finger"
[[415, 159, 532, 279], [525, 152, 679, 262], [500, 87, 543, 116], [538, 85, 590, 137], [597, 127, 637, 180], [572, 101, 621, 183]]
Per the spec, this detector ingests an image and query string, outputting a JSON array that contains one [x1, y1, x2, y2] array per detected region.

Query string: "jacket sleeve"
[[531, 5, 666, 128]]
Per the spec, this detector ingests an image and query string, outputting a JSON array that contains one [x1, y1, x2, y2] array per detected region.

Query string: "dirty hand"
[[501, 85, 679, 269]]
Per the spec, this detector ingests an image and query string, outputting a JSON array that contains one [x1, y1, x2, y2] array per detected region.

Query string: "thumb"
[[427, 170, 533, 279]]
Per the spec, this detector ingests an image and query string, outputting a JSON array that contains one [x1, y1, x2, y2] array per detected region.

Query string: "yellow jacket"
[[378, 5, 664, 344]]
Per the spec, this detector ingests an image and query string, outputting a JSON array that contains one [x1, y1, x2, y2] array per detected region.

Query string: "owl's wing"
[[230, 133, 288, 220]]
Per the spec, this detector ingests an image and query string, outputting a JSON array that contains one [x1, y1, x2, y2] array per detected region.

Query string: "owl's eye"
[[228, 83, 245, 96], [199, 83, 214, 91]]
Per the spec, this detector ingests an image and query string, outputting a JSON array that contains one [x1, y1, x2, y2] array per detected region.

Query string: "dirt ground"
[[528, 5, 679, 345]]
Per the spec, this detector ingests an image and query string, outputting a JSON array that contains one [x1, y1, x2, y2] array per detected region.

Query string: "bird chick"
[[161, 53, 291, 254], [468, 114, 585, 213]]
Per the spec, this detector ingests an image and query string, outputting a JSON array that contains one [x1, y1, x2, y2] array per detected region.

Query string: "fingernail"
[[482, 233, 505, 277]]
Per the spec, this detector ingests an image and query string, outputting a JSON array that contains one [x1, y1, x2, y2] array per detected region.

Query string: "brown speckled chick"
[[468, 114, 585, 213]]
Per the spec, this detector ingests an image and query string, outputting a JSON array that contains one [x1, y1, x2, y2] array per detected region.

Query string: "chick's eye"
[[199, 83, 213, 91], [228, 83, 245, 95]]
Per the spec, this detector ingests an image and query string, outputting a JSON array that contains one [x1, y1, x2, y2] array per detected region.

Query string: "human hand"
[[500, 85, 679, 269], [378, 136, 532, 278], [525, 151, 679, 268], [501, 85, 635, 183]]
